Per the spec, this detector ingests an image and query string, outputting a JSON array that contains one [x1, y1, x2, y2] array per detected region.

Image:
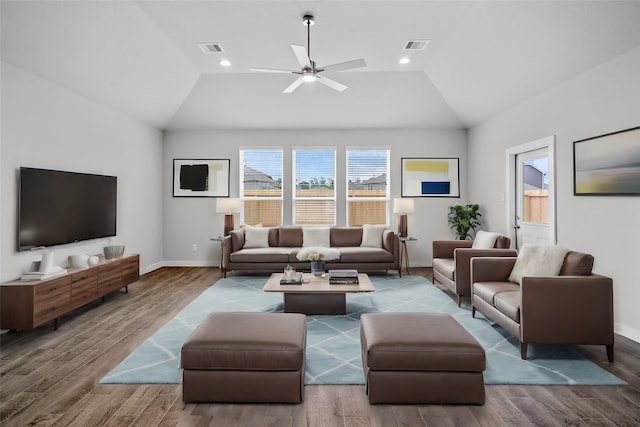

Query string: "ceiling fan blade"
[[291, 45, 311, 68], [249, 67, 297, 74], [283, 78, 304, 94], [317, 75, 348, 92], [317, 58, 366, 73]]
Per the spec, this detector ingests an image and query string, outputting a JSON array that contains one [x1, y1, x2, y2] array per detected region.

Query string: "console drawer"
[[70, 270, 98, 309], [34, 277, 71, 325]]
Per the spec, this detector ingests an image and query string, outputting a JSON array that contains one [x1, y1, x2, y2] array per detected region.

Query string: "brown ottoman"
[[360, 313, 486, 404], [181, 312, 306, 403]]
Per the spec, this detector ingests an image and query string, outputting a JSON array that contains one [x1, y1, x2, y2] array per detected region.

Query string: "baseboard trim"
[[615, 322, 640, 344], [140, 261, 165, 275], [162, 261, 218, 268]]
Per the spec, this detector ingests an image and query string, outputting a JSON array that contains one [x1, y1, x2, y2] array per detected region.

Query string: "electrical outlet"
[[192, 244, 198, 252]]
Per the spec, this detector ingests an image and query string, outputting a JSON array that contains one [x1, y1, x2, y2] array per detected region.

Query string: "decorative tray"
[[280, 272, 303, 285]]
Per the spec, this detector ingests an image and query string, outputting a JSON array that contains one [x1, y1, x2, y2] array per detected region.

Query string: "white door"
[[506, 136, 556, 250], [515, 149, 551, 248]]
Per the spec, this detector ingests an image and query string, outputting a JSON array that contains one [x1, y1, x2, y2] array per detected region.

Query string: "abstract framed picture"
[[173, 159, 230, 197], [573, 126, 640, 196], [401, 157, 460, 197]]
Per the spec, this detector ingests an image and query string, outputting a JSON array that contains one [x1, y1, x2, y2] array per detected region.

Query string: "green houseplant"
[[447, 204, 482, 240]]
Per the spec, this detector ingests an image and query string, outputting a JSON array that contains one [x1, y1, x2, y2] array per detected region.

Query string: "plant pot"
[[310, 261, 325, 277]]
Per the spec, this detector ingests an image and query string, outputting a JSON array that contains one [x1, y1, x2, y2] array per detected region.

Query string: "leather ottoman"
[[181, 312, 306, 403], [360, 312, 486, 404]]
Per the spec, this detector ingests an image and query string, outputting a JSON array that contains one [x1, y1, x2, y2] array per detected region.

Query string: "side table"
[[210, 236, 224, 269], [399, 237, 417, 275]]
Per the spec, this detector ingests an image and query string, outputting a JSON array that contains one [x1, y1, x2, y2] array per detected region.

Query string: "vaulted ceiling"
[[2, 1, 639, 131]]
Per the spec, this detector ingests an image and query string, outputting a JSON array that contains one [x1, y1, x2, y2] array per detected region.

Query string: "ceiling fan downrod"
[[303, 14, 314, 65]]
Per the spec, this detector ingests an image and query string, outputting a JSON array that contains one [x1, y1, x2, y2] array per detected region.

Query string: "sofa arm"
[[432, 240, 473, 259], [455, 249, 518, 292], [470, 257, 518, 283], [382, 230, 400, 268], [520, 274, 614, 345], [221, 235, 232, 271]]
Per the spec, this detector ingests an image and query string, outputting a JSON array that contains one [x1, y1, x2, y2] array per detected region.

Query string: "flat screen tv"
[[17, 167, 117, 251]]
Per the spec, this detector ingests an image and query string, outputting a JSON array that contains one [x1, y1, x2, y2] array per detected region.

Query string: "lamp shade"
[[216, 198, 242, 214], [393, 198, 415, 214]]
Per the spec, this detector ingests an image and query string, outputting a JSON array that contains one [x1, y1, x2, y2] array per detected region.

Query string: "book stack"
[[21, 266, 67, 281], [328, 269, 359, 284]]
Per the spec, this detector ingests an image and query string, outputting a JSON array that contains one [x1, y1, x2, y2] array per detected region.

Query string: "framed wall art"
[[173, 159, 230, 197], [401, 157, 460, 197], [573, 126, 640, 196]]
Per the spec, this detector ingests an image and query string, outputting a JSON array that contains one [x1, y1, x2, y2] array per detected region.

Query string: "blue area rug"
[[100, 275, 624, 386]]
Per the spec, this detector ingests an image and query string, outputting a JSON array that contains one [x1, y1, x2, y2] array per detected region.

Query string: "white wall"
[[0, 62, 165, 280], [468, 48, 640, 342], [163, 129, 468, 267]]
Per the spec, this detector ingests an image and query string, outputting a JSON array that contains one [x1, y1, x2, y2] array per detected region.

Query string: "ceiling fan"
[[249, 14, 366, 93]]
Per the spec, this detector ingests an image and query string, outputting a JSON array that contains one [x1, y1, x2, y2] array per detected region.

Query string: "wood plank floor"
[[1, 267, 639, 426]]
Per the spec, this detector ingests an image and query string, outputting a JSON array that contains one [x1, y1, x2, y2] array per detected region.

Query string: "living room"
[[1, 1, 639, 425]]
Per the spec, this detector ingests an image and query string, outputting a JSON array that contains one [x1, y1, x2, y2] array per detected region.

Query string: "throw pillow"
[[243, 227, 270, 248], [360, 224, 386, 248], [471, 230, 500, 249], [302, 227, 330, 247], [508, 244, 569, 285]]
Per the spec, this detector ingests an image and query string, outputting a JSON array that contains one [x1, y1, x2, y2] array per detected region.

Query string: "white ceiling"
[[2, 1, 639, 131]]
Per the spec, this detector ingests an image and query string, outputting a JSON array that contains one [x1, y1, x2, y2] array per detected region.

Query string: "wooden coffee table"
[[263, 273, 375, 315]]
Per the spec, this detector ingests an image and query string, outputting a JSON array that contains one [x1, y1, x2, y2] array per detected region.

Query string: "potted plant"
[[447, 204, 482, 240]]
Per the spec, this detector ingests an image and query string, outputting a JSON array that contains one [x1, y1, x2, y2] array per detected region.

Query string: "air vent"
[[403, 40, 430, 50], [197, 43, 225, 53]]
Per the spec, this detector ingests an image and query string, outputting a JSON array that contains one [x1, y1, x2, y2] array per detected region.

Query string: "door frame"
[[505, 135, 557, 248]]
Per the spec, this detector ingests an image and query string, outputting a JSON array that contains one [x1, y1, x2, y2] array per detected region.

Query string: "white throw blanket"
[[508, 244, 569, 285], [296, 246, 341, 261]]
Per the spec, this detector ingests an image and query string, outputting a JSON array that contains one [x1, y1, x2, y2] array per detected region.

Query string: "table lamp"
[[216, 198, 242, 236], [393, 198, 414, 238]]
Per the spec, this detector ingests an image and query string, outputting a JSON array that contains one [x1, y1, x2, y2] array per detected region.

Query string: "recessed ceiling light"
[[220, 59, 231, 67], [399, 57, 411, 65]]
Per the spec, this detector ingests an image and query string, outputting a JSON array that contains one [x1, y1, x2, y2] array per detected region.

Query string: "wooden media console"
[[0, 254, 139, 331]]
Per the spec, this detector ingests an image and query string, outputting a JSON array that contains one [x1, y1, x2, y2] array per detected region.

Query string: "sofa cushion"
[[471, 231, 499, 249], [338, 247, 394, 263], [559, 251, 594, 276], [493, 291, 521, 322], [432, 258, 455, 281], [230, 248, 293, 263], [279, 227, 303, 247], [473, 282, 520, 305], [302, 227, 330, 247], [330, 227, 362, 247], [244, 227, 270, 248], [361, 224, 386, 248], [508, 244, 569, 285]]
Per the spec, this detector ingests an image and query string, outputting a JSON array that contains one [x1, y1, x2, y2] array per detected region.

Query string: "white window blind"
[[293, 149, 336, 225], [239, 149, 283, 226], [346, 149, 390, 226]]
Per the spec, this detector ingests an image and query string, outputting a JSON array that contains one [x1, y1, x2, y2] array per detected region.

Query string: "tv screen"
[[18, 167, 117, 251]]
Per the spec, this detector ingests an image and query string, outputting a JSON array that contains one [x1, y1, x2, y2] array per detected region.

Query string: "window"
[[239, 149, 283, 226], [293, 149, 336, 225], [346, 149, 390, 226]]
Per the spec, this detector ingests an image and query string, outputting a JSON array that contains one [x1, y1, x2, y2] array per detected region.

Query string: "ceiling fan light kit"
[[249, 14, 366, 93]]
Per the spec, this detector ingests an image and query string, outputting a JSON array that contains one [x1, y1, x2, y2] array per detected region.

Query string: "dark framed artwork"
[[401, 157, 460, 197], [573, 126, 640, 196], [173, 159, 230, 197]]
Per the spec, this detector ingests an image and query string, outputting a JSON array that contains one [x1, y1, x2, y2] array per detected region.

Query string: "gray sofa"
[[221, 226, 400, 277]]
